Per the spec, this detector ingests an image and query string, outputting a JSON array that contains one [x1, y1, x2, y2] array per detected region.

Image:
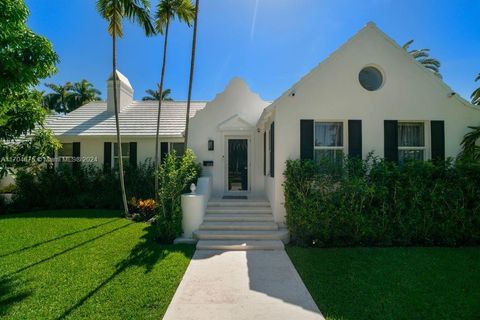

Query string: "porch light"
[[208, 139, 214, 151]]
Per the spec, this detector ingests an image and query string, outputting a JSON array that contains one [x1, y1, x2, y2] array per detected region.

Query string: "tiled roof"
[[45, 100, 207, 137]]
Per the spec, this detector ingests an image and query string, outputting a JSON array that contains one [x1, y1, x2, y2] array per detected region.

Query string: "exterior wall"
[[188, 78, 269, 198], [269, 25, 480, 223], [56, 136, 184, 167], [262, 115, 279, 222]]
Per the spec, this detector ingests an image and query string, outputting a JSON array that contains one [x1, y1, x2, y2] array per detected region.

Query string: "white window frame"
[[397, 121, 431, 162], [313, 120, 347, 162], [112, 142, 130, 168]]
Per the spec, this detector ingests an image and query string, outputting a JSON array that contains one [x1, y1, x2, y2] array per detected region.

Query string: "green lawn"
[[0, 210, 194, 320], [287, 246, 480, 320]]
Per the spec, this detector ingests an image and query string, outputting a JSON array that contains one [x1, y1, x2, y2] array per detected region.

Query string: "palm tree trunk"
[[112, 28, 129, 216], [184, 0, 200, 148], [154, 17, 171, 202]]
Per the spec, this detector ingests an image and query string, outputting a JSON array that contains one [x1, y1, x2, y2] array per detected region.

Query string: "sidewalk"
[[163, 249, 324, 320]]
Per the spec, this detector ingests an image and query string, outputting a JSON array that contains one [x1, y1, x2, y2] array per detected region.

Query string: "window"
[[58, 143, 73, 168], [113, 143, 130, 167], [398, 122, 425, 163], [314, 122, 344, 165], [170, 142, 185, 158], [359, 66, 383, 91]]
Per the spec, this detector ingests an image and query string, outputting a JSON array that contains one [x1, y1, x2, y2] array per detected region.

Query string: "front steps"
[[194, 198, 288, 251], [196, 240, 285, 251]]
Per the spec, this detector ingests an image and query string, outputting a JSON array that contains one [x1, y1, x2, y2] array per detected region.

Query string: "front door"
[[227, 139, 248, 191]]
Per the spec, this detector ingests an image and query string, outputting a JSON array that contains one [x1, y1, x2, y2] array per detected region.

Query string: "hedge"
[[283, 157, 480, 247], [9, 160, 155, 212]]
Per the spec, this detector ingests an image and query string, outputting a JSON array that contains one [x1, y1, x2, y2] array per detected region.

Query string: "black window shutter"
[[129, 142, 137, 167], [72, 142, 80, 171], [384, 120, 398, 162], [263, 131, 266, 176], [348, 120, 362, 158], [160, 142, 169, 161], [300, 120, 314, 160], [270, 122, 275, 177], [104, 142, 112, 171], [431, 121, 445, 161]]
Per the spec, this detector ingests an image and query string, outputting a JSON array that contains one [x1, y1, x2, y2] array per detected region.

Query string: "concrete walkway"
[[163, 250, 324, 320]]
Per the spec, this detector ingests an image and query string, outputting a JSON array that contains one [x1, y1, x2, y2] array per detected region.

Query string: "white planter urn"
[[180, 184, 205, 239]]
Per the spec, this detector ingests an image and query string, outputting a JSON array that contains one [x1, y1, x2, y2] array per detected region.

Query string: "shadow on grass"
[[56, 224, 193, 320], [0, 210, 122, 219], [0, 275, 32, 317], [0, 218, 121, 258], [5, 222, 133, 279]]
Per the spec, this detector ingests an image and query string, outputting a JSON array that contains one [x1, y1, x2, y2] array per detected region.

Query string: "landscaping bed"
[[0, 210, 194, 319]]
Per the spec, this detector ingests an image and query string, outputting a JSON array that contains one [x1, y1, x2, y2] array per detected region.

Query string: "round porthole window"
[[358, 66, 383, 91]]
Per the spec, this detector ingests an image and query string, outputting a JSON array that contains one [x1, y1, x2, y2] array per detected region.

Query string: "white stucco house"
[[44, 23, 479, 248]]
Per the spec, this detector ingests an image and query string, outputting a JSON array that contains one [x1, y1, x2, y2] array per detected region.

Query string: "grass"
[[286, 246, 480, 320], [0, 210, 194, 320]]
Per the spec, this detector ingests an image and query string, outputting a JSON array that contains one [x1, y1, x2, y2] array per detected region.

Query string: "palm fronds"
[[471, 73, 480, 105], [403, 39, 442, 78]]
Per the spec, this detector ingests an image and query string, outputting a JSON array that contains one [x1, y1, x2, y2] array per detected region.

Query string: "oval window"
[[359, 66, 383, 91]]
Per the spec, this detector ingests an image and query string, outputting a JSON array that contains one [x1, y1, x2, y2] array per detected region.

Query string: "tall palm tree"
[[183, 0, 199, 148], [96, 0, 155, 216], [471, 73, 480, 106], [71, 79, 102, 110], [154, 0, 195, 200], [43, 82, 74, 114], [458, 73, 480, 161], [460, 125, 480, 161], [142, 86, 173, 101], [403, 40, 442, 78]]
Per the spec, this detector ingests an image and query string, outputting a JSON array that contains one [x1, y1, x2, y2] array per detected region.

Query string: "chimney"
[[107, 70, 133, 113]]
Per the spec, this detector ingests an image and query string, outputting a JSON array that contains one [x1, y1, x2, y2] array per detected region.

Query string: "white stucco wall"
[[266, 24, 480, 223], [188, 78, 270, 198], [56, 136, 184, 167]]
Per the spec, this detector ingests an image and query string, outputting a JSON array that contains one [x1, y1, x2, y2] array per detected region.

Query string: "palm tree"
[[153, 0, 195, 200], [183, 0, 199, 148], [142, 86, 173, 101], [71, 80, 102, 110], [471, 73, 480, 106], [460, 126, 480, 161], [403, 40, 441, 78], [96, 0, 155, 216], [43, 82, 74, 114]]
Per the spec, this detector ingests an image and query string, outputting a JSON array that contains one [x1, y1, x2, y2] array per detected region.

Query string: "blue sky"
[[26, 0, 480, 102]]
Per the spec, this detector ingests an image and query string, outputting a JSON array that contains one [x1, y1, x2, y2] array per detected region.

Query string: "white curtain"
[[398, 123, 424, 147], [315, 122, 343, 147]]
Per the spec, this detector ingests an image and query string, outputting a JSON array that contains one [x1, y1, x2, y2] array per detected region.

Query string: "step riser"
[[206, 209, 272, 214], [199, 225, 278, 231], [194, 233, 289, 242], [208, 202, 270, 207], [196, 240, 285, 251], [203, 216, 274, 222], [196, 244, 284, 250]]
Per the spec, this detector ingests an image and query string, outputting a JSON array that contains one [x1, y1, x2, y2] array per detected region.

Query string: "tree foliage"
[[471, 73, 480, 106], [0, 0, 60, 177], [403, 40, 442, 78], [142, 86, 173, 101], [43, 80, 101, 113]]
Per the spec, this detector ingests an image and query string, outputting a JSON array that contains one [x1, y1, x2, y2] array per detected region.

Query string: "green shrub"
[[156, 149, 200, 243], [11, 160, 155, 212], [284, 156, 480, 247]]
